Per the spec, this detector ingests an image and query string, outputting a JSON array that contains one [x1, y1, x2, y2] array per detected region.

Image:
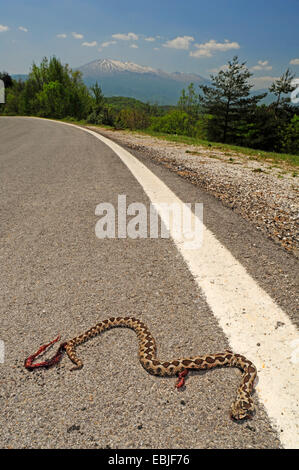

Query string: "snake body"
[[62, 316, 257, 420]]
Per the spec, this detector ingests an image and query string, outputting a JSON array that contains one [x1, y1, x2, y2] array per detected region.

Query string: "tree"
[[178, 82, 200, 120], [87, 82, 106, 124], [1, 57, 93, 120], [199, 56, 267, 143], [90, 82, 105, 112], [0, 72, 13, 112], [269, 68, 295, 114], [19, 56, 92, 119], [240, 105, 281, 151], [178, 88, 187, 110], [279, 114, 299, 154], [0, 78, 26, 115], [114, 107, 149, 130], [0, 71, 13, 89], [37, 81, 65, 118]]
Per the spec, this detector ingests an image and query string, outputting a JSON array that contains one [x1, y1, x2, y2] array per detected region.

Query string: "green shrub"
[[114, 108, 150, 130], [149, 110, 191, 135], [149, 110, 208, 139]]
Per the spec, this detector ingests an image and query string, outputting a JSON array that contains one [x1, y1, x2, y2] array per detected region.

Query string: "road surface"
[[0, 117, 298, 449]]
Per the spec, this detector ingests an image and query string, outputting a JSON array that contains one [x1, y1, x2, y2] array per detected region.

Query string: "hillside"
[[76, 58, 208, 104]]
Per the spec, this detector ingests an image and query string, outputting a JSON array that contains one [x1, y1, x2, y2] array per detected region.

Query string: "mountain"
[[76, 58, 209, 105], [10, 74, 28, 82], [78, 58, 157, 76], [11, 59, 282, 105]]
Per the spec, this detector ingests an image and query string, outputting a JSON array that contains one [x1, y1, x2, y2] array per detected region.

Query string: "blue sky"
[[1, 0, 298, 88]]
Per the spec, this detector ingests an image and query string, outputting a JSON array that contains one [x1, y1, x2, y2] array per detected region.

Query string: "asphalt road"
[[0, 117, 298, 449]]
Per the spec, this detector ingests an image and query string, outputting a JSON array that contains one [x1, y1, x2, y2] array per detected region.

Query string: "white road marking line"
[[27, 118, 299, 448]]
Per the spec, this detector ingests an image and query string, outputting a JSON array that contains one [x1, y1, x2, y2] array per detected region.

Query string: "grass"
[[45, 117, 299, 169], [60, 116, 89, 126], [252, 168, 265, 173], [135, 128, 299, 168]]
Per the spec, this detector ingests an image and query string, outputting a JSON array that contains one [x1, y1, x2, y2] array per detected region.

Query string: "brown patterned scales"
[[24, 316, 257, 420]]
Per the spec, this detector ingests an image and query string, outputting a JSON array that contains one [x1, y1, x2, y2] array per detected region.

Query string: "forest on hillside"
[[1, 56, 298, 155]]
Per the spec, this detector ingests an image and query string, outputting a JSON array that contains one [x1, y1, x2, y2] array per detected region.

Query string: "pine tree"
[[269, 68, 295, 112], [199, 56, 266, 143]]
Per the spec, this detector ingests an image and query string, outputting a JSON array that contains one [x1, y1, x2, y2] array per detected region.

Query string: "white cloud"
[[290, 58, 299, 65], [72, 32, 84, 39], [56, 33, 67, 38], [145, 36, 156, 42], [0, 25, 9, 32], [251, 60, 272, 71], [130, 44, 138, 48], [18, 26, 28, 32], [82, 41, 97, 47], [112, 32, 138, 41], [190, 39, 240, 58], [163, 35, 194, 50], [251, 75, 279, 89], [208, 64, 229, 73], [101, 40, 117, 48]]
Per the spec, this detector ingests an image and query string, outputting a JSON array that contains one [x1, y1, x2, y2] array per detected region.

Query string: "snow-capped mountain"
[[76, 58, 208, 104], [77, 58, 206, 81], [79, 58, 157, 75]]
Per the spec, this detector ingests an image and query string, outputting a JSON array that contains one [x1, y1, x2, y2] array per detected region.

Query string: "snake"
[[24, 316, 257, 420]]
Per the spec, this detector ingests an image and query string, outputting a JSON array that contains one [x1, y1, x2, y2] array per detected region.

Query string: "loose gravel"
[[87, 128, 299, 258]]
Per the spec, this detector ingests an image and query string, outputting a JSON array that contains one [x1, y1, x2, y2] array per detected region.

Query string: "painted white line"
[[25, 118, 299, 448]]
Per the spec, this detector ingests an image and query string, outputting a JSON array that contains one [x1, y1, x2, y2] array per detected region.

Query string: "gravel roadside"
[[86, 127, 299, 258]]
